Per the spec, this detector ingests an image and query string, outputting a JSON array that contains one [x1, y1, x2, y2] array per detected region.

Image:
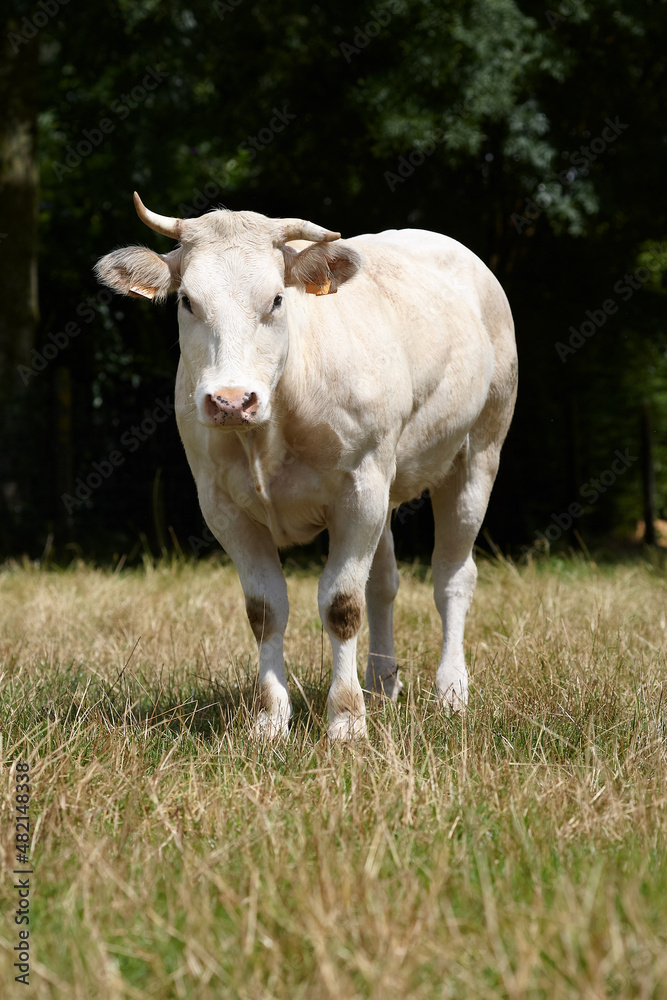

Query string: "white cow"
[[96, 193, 517, 740]]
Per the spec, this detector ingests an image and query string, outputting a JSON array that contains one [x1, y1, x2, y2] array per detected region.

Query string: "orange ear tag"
[[305, 280, 335, 295], [129, 283, 157, 299]]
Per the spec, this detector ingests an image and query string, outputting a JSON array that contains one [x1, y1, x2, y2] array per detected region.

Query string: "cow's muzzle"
[[204, 388, 260, 427]]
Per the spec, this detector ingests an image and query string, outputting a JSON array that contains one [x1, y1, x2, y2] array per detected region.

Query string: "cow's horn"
[[133, 191, 182, 239], [279, 219, 341, 243]]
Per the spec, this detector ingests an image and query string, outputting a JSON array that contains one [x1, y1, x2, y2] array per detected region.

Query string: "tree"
[[3, 0, 666, 557], [0, 6, 40, 548]]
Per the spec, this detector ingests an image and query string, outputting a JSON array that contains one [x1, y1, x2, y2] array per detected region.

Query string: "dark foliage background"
[[1, 0, 666, 563]]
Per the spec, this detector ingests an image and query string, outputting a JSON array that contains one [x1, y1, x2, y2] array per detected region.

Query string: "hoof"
[[251, 709, 291, 741], [365, 667, 403, 703], [435, 683, 468, 715], [327, 712, 367, 741]]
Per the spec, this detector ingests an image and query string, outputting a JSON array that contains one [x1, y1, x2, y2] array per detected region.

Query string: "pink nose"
[[204, 388, 259, 426]]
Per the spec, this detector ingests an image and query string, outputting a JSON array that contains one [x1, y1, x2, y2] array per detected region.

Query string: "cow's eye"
[[272, 294, 283, 311], [180, 295, 192, 313]]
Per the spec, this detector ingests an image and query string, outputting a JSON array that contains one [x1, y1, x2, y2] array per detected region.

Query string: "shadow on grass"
[[1, 645, 663, 769], [0, 655, 338, 749]]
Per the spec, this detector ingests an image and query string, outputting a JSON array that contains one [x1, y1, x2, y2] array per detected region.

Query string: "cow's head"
[[95, 193, 361, 429]]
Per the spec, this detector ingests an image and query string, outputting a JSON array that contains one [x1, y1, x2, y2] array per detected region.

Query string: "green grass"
[[1, 554, 666, 998]]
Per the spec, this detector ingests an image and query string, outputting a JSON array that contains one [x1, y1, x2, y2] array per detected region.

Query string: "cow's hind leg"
[[365, 516, 402, 701], [430, 436, 502, 711]]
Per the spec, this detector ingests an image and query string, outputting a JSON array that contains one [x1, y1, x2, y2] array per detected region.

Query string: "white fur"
[[97, 213, 517, 739]]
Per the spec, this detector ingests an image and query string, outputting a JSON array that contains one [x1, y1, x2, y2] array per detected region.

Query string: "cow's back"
[[309, 229, 516, 501]]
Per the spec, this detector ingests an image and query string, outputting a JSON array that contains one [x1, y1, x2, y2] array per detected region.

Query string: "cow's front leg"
[[319, 472, 388, 740], [199, 489, 291, 739], [246, 582, 291, 740]]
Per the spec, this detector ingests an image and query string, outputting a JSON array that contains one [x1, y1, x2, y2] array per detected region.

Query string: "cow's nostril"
[[204, 389, 260, 426]]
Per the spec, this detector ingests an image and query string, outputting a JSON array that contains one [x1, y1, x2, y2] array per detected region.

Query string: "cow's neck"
[[235, 417, 294, 537], [235, 312, 319, 524], [238, 425, 276, 504]]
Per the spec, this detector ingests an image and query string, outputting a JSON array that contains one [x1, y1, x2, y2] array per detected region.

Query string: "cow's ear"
[[283, 241, 361, 294], [94, 246, 181, 302]]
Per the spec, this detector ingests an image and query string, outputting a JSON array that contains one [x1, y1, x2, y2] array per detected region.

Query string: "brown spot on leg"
[[246, 596, 274, 643], [327, 592, 363, 641]]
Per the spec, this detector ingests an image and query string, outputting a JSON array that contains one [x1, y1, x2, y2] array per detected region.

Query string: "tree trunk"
[[0, 16, 40, 548]]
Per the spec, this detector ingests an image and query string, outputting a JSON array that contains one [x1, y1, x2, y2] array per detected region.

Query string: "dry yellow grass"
[[1, 552, 666, 999]]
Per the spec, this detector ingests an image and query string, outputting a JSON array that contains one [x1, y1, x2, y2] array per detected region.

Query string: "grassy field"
[[1, 552, 666, 999]]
